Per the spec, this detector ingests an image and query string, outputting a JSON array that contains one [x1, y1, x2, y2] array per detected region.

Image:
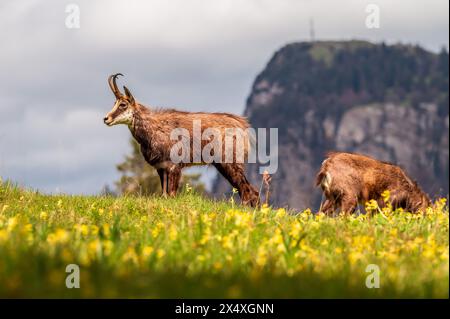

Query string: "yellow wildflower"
[[381, 190, 390, 203], [156, 249, 165, 259], [276, 243, 286, 253], [47, 229, 70, 245], [40, 211, 48, 221], [348, 251, 364, 265], [275, 208, 286, 219], [23, 223, 33, 233], [142, 246, 154, 259], [152, 226, 161, 238], [122, 246, 138, 264], [169, 225, 178, 240], [7, 217, 18, 232], [80, 224, 89, 237], [256, 246, 268, 267], [289, 220, 302, 239], [310, 221, 320, 230], [260, 204, 271, 215], [315, 212, 326, 221], [102, 224, 111, 237], [90, 225, 99, 236], [321, 239, 329, 246], [196, 255, 206, 262], [221, 235, 233, 250], [0, 230, 8, 243], [365, 199, 379, 212], [199, 227, 211, 245], [103, 240, 114, 256]]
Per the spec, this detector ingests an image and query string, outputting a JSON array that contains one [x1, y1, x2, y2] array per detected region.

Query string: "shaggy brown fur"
[[104, 74, 259, 206], [315, 152, 431, 215]]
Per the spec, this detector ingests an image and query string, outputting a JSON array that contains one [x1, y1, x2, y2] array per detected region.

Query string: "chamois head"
[[103, 73, 137, 126]]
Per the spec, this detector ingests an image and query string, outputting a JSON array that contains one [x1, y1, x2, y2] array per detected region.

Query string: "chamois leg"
[[340, 194, 357, 215], [168, 166, 182, 197], [157, 168, 169, 197], [213, 163, 259, 207], [389, 190, 409, 211], [320, 198, 336, 216]]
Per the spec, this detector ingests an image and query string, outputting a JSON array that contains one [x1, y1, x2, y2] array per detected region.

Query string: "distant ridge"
[[213, 40, 449, 209]]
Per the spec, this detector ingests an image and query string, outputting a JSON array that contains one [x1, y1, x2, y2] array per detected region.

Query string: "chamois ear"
[[123, 86, 135, 104]]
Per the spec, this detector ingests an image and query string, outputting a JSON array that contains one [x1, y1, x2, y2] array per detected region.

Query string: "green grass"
[[0, 181, 448, 298]]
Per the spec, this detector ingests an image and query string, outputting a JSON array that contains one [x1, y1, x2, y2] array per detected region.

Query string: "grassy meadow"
[[0, 180, 448, 298]]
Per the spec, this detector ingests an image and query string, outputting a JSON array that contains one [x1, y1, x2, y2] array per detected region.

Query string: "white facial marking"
[[105, 101, 133, 126], [322, 172, 332, 191], [112, 108, 133, 125]]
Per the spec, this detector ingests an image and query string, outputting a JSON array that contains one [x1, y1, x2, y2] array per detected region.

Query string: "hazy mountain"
[[212, 40, 449, 210]]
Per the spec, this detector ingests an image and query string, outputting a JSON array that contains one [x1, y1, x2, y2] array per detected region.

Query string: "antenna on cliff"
[[309, 18, 315, 42]]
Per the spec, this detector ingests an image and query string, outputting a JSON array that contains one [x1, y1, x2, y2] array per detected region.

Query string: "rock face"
[[212, 41, 449, 210]]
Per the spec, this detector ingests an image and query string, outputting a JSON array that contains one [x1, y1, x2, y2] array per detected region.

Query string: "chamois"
[[103, 73, 259, 206], [316, 152, 431, 215]]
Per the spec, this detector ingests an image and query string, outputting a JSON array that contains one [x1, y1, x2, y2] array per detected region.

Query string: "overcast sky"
[[0, 0, 448, 194]]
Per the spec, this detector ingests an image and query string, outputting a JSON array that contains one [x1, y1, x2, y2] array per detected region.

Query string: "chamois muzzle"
[[103, 115, 114, 126]]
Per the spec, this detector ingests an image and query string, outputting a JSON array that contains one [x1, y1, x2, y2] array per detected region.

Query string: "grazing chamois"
[[316, 152, 431, 215], [103, 73, 259, 206]]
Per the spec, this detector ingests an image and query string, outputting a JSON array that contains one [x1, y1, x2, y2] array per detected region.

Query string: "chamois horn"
[[108, 73, 124, 98]]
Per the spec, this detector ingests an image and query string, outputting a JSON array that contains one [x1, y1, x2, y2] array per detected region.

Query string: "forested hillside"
[[213, 41, 449, 209]]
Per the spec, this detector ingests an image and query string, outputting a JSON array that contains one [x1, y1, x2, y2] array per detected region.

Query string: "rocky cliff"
[[212, 41, 449, 210]]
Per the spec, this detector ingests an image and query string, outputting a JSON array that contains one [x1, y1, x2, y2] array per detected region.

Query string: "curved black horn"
[[108, 73, 123, 98]]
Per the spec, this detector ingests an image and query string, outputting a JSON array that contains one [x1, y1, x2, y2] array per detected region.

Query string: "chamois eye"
[[119, 103, 127, 109]]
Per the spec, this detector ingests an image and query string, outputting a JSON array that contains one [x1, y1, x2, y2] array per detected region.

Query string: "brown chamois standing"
[[315, 152, 431, 215], [103, 73, 259, 206]]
